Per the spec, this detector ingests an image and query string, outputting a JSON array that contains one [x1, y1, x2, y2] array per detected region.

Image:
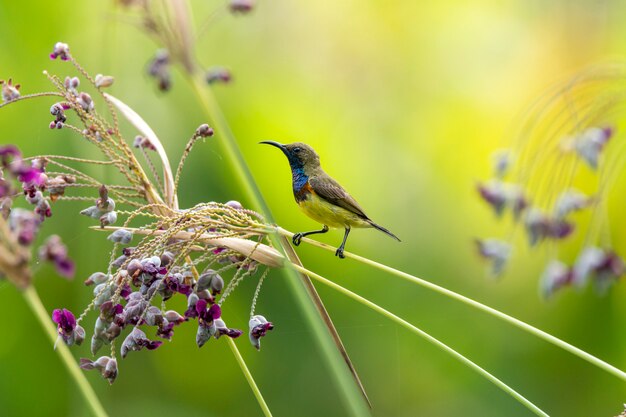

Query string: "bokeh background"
[[1, 0, 626, 416]]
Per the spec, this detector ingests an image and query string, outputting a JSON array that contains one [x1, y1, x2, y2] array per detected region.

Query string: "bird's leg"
[[335, 227, 351, 259], [292, 225, 329, 246]]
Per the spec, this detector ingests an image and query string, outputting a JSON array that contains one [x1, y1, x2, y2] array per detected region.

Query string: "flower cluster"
[[80, 185, 118, 228], [476, 68, 625, 297], [0, 45, 282, 383], [116, 0, 254, 91], [0, 144, 75, 287]]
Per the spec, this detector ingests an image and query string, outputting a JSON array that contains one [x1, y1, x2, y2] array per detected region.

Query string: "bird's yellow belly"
[[298, 194, 370, 229]]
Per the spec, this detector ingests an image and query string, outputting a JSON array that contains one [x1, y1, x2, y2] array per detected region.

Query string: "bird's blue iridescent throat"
[[291, 166, 309, 193]]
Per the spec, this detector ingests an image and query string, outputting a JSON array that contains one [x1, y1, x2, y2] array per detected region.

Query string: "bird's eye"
[[293, 147, 301, 153]]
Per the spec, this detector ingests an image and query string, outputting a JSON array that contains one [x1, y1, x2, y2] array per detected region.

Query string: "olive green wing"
[[309, 174, 369, 219]]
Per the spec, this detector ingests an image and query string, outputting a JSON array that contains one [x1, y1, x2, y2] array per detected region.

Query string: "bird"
[[260, 141, 400, 258]]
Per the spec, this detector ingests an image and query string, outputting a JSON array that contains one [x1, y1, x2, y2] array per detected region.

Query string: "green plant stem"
[[186, 75, 370, 416], [289, 263, 549, 417], [22, 285, 108, 417], [227, 338, 273, 417], [277, 227, 626, 382]]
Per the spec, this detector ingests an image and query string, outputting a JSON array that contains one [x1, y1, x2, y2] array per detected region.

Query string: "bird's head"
[[259, 141, 320, 171]]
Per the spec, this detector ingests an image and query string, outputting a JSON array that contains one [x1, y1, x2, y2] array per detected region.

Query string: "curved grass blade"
[[290, 263, 549, 417], [278, 227, 626, 382]]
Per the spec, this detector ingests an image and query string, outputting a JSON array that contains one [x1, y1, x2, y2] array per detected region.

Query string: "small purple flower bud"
[[52, 308, 76, 334], [39, 235, 74, 278], [94, 317, 107, 337], [195, 289, 214, 304], [477, 180, 526, 218], [100, 211, 118, 227], [229, 0, 255, 14], [90, 334, 105, 355], [195, 299, 221, 326], [50, 42, 70, 60], [100, 301, 124, 322], [50, 103, 67, 122], [164, 310, 186, 324], [133, 135, 156, 151], [157, 74, 171, 91], [524, 209, 549, 246], [249, 315, 273, 351], [77, 92, 94, 112], [524, 208, 573, 245], [30, 158, 47, 171], [140, 256, 162, 275], [572, 247, 625, 293], [121, 328, 163, 358], [84, 272, 108, 286], [147, 50, 172, 91], [80, 206, 101, 219], [475, 238, 511, 277], [148, 49, 169, 75], [80, 356, 109, 371], [74, 325, 85, 346], [196, 322, 215, 347], [205, 67, 231, 84], [540, 260, 573, 298], [572, 247, 605, 288], [103, 358, 118, 384], [35, 199, 52, 220], [145, 306, 164, 326], [196, 270, 224, 294], [185, 293, 200, 318], [52, 308, 80, 345], [47, 174, 75, 201], [594, 251, 625, 294], [64, 76, 80, 93], [195, 124, 214, 137], [554, 189, 592, 219], [16, 167, 44, 189], [94, 74, 115, 88], [120, 282, 132, 300], [80, 356, 118, 384], [0, 79, 20, 102], [196, 273, 212, 291], [107, 228, 133, 244], [111, 254, 127, 268], [93, 283, 114, 308], [26, 190, 44, 205], [8, 208, 40, 245], [225, 200, 243, 210], [126, 259, 143, 277], [214, 318, 243, 339], [565, 126, 613, 170], [160, 251, 174, 267]]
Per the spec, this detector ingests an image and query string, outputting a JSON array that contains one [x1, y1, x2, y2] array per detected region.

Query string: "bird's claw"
[[335, 248, 345, 259], [292, 233, 303, 246]]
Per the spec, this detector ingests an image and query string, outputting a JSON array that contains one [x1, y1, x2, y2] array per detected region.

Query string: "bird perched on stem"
[[260, 141, 400, 258]]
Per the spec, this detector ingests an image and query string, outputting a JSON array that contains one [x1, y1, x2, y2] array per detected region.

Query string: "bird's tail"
[[367, 220, 401, 242]]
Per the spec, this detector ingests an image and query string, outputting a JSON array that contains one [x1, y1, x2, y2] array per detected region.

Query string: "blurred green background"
[[1, 0, 626, 416]]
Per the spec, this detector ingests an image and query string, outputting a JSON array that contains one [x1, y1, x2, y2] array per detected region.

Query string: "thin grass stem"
[[227, 338, 273, 417], [277, 227, 626, 381], [289, 263, 549, 417], [22, 285, 108, 417]]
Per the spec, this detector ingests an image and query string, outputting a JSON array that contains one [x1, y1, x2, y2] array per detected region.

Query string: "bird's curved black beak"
[[259, 140, 288, 155]]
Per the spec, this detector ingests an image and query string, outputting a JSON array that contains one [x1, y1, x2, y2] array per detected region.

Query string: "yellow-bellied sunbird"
[[260, 141, 400, 258]]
